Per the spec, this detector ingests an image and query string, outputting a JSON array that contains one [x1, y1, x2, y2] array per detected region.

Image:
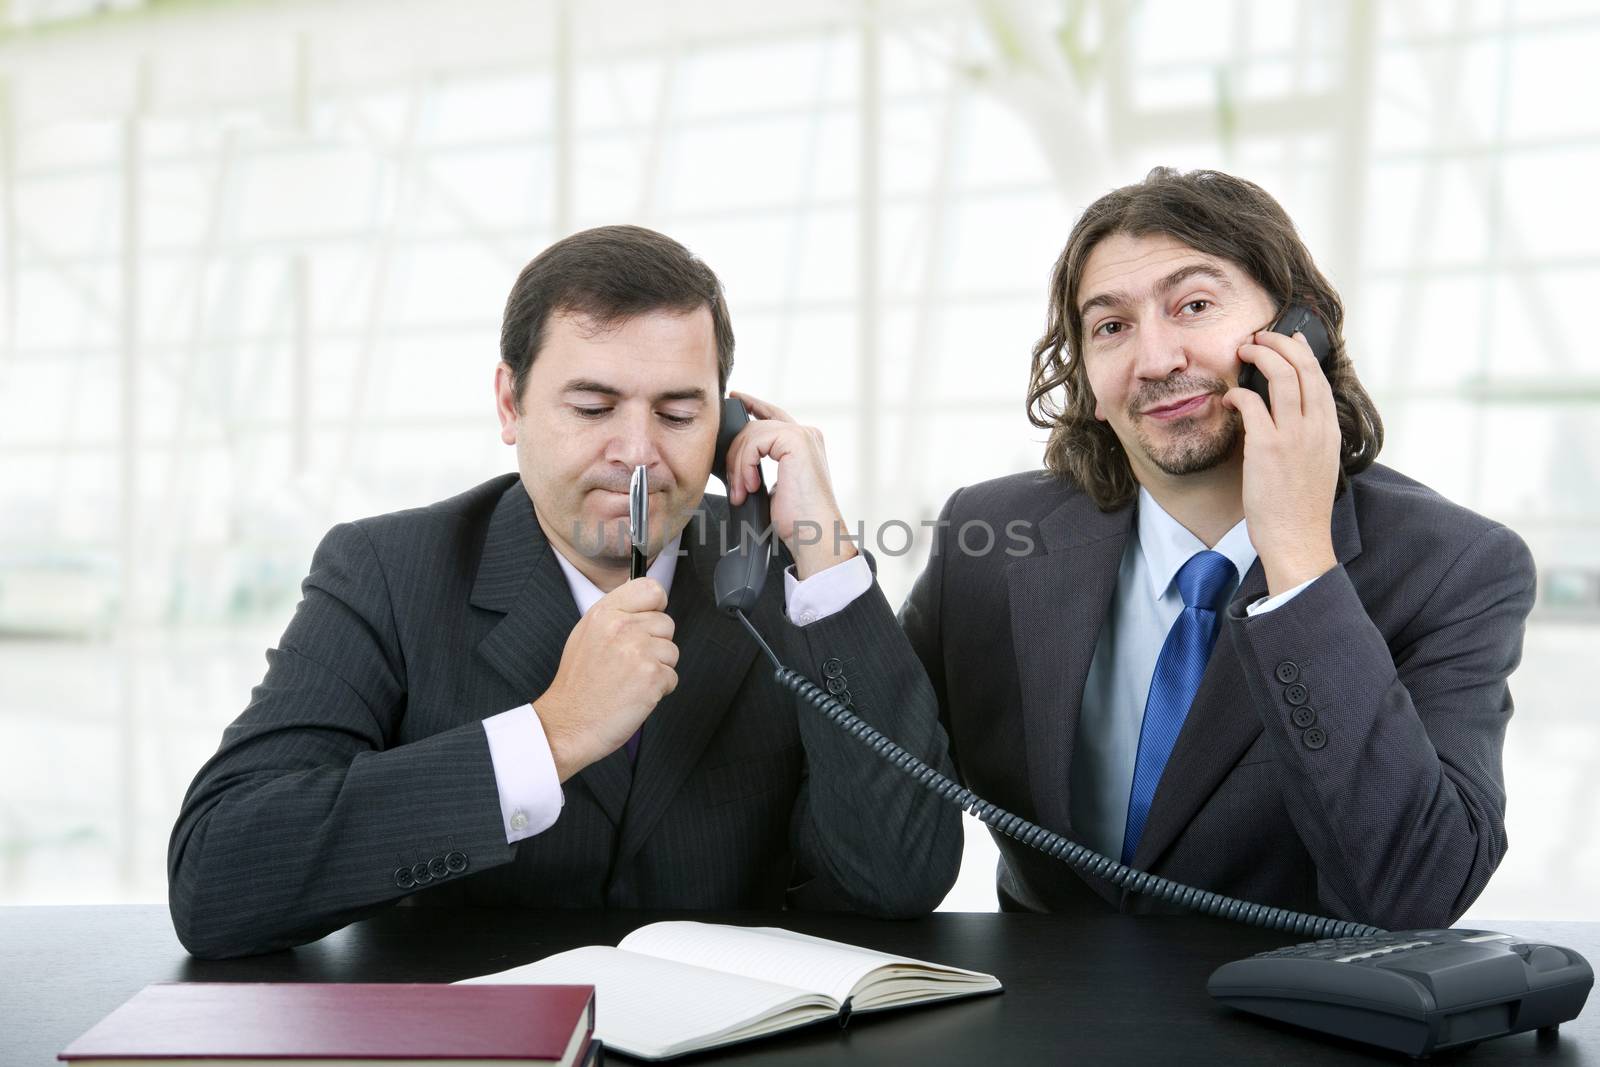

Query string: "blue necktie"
[[1121, 549, 1238, 865]]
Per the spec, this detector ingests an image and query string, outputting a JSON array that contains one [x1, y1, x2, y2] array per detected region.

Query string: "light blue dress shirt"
[[1068, 488, 1312, 862]]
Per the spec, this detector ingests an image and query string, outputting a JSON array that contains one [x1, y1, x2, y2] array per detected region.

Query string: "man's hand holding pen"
[[534, 464, 676, 781], [534, 576, 678, 782]]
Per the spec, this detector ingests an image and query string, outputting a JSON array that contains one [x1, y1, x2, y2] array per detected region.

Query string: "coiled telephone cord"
[[733, 610, 1383, 942]]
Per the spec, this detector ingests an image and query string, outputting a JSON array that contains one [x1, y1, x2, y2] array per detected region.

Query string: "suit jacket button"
[[411, 861, 433, 885], [428, 856, 449, 879], [445, 850, 468, 873], [822, 658, 844, 679], [1292, 705, 1317, 729], [1275, 661, 1300, 684], [1302, 727, 1327, 750], [394, 867, 415, 890], [826, 675, 847, 695], [1284, 682, 1309, 706]]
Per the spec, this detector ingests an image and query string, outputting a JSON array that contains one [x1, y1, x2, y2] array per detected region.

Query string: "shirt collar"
[[1135, 487, 1257, 603], [552, 533, 682, 617]]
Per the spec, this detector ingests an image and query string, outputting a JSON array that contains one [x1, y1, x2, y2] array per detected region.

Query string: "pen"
[[629, 464, 648, 581]]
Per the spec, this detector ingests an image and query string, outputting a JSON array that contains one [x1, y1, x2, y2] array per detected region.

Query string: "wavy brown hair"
[[1027, 167, 1383, 511]]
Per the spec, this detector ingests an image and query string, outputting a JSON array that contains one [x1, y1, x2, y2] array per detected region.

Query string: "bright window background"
[[1, 0, 1596, 919]]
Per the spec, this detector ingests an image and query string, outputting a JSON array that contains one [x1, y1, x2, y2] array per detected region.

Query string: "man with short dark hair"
[[819, 168, 1534, 929], [168, 225, 961, 959]]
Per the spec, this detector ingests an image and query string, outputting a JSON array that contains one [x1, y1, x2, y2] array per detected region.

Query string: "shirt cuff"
[[482, 705, 564, 843], [783, 554, 874, 627], [1246, 575, 1318, 616]]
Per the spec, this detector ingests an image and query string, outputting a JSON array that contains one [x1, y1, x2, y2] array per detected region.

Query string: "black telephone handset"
[[1237, 303, 1333, 410], [710, 398, 773, 614], [710, 392, 1591, 1057]]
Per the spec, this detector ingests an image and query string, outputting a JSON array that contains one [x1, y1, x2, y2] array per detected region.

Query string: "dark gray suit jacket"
[[168, 474, 961, 958], [802, 463, 1534, 930]]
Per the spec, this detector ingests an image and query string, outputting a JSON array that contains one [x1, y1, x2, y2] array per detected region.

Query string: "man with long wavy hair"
[[838, 167, 1535, 928]]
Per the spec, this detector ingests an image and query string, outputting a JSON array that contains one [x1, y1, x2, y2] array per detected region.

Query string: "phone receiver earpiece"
[[1239, 304, 1334, 411], [1273, 305, 1332, 366], [711, 398, 773, 615]]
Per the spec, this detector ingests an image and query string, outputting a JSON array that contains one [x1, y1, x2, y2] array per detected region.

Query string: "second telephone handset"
[[1237, 303, 1333, 410]]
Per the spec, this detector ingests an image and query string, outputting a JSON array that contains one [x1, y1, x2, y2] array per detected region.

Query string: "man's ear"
[[494, 363, 520, 445]]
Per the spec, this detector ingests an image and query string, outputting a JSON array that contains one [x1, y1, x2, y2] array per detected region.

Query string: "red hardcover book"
[[58, 983, 596, 1066]]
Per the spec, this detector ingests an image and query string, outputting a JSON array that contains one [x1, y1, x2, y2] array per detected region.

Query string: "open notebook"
[[460, 921, 1002, 1061]]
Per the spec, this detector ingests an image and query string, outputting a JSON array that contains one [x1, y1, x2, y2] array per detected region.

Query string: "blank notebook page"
[[620, 922, 944, 1005], [461, 945, 833, 1057]]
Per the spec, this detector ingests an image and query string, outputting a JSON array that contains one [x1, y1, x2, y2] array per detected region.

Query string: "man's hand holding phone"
[[1222, 327, 1341, 597], [722, 391, 859, 580], [535, 577, 678, 781]]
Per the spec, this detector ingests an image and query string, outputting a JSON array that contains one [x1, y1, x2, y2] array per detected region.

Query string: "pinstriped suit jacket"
[[168, 474, 961, 958]]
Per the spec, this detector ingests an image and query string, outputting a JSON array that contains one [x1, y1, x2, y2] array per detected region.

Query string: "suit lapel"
[[1005, 495, 1133, 841], [614, 504, 756, 867], [471, 480, 578, 701], [1129, 486, 1365, 872], [470, 481, 632, 826]]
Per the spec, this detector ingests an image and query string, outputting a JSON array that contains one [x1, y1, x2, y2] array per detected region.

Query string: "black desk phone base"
[[1211, 929, 1593, 1057], [708, 396, 1594, 1058]]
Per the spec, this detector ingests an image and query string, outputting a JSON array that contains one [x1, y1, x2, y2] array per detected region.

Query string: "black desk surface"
[[4, 906, 1596, 1065]]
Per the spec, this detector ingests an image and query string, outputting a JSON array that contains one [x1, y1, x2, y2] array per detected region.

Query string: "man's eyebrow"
[[1159, 263, 1235, 295], [654, 387, 709, 404], [1078, 262, 1235, 318], [1079, 289, 1131, 319], [561, 380, 709, 404], [561, 379, 623, 398]]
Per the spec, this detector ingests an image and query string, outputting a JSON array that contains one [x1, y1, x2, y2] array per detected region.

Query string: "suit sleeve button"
[[1284, 682, 1309, 706], [428, 856, 449, 879], [1292, 706, 1317, 729], [1275, 661, 1300, 684], [826, 675, 848, 695], [411, 861, 433, 885], [822, 658, 844, 679], [1302, 727, 1327, 750], [445, 850, 468, 873], [394, 867, 416, 890]]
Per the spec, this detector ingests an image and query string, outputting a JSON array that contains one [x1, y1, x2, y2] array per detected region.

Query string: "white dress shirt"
[[482, 535, 873, 843], [1068, 488, 1314, 862]]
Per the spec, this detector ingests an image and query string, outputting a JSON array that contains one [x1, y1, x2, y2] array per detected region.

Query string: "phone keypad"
[[1256, 936, 1437, 963]]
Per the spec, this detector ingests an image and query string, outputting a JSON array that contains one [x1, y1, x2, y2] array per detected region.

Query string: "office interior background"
[[0, 0, 1595, 919]]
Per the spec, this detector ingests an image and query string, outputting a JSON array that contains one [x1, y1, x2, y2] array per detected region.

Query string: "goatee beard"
[[1136, 407, 1242, 476]]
